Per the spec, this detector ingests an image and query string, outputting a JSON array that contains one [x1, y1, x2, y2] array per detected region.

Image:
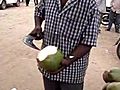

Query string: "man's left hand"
[[48, 58, 72, 74], [37, 58, 72, 74]]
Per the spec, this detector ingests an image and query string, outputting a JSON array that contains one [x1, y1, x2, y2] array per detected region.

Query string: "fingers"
[[36, 58, 40, 63], [36, 58, 40, 67], [36, 59, 69, 75], [46, 59, 72, 74], [61, 59, 71, 66], [35, 31, 44, 40], [36, 58, 43, 67], [36, 59, 65, 74], [29, 27, 43, 40]]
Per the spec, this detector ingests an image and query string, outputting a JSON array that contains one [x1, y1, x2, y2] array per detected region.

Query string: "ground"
[[0, 2, 120, 90]]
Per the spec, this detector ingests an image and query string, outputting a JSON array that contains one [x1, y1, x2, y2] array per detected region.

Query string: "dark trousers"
[[26, 0, 38, 6], [108, 9, 120, 32], [43, 76, 84, 90], [26, 0, 30, 6], [114, 13, 120, 32]]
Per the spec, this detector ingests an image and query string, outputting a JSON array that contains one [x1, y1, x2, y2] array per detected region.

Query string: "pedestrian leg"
[[43, 76, 61, 90], [106, 10, 115, 31], [115, 14, 120, 33], [26, 0, 30, 6], [60, 82, 84, 90]]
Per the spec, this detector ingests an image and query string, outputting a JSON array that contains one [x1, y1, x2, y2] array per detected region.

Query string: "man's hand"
[[29, 26, 43, 40], [30, 16, 44, 40], [36, 58, 42, 67], [48, 59, 73, 74], [61, 58, 72, 66], [36, 58, 72, 74], [47, 58, 72, 74]]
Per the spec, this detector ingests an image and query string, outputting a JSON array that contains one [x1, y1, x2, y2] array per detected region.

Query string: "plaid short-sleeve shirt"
[[35, 0, 100, 84]]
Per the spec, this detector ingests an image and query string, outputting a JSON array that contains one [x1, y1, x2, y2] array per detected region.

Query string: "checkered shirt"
[[35, 0, 100, 84]]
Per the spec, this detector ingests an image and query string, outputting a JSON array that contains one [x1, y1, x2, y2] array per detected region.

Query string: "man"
[[29, 0, 100, 90], [106, 0, 120, 33], [25, 0, 30, 6], [26, 0, 38, 6]]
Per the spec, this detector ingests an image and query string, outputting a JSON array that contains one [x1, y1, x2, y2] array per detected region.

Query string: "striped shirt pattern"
[[35, 0, 100, 83]]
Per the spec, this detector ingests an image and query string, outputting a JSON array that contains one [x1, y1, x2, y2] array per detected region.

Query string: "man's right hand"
[[29, 26, 43, 40]]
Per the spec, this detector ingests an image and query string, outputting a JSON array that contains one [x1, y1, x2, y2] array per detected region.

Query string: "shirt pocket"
[[65, 5, 81, 22]]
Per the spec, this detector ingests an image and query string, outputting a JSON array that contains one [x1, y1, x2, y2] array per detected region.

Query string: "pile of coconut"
[[102, 67, 120, 90]]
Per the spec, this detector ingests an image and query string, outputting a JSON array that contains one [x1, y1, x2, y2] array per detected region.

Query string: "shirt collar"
[[56, 0, 78, 13]]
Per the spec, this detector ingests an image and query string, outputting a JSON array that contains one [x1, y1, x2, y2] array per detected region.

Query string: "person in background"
[[25, 0, 30, 6], [28, 0, 100, 90], [106, 0, 120, 33], [26, 0, 38, 6], [95, 0, 106, 33]]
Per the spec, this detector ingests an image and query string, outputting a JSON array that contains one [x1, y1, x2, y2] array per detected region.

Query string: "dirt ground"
[[0, 2, 120, 90]]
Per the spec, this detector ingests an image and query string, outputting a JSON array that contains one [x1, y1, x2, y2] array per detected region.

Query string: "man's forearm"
[[29, 16, 44, 38], [34, 16, 44, 27], [70, 44, 92, 61]]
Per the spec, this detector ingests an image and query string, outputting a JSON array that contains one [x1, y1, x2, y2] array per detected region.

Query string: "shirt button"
[[55, 31, 57, 34]]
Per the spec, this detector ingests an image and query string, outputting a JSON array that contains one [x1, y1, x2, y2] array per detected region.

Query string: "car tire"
[[0, 0, 7, 10], [13, 0, 20, 7]]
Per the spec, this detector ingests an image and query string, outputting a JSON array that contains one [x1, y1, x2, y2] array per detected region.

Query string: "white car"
[[106, 0, 112, 7], [0, 0, 21, 10]]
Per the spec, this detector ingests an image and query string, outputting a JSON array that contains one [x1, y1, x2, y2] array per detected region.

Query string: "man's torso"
[[36, 0, 99, 84]]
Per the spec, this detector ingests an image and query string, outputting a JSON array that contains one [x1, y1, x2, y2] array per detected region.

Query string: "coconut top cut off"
[[37, 46, 58, 61]]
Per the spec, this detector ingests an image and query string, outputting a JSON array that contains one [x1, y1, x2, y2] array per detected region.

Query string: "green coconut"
[[108, 68, 120, 82], [103, 68, 120, 82], [102, 83, 109, 90], [103, 71, 111, 83], [37, 46, 64, 72], [106, 82, 120, 90]]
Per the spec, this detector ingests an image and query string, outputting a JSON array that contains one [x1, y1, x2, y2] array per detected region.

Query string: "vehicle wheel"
[[0, 0, 6, 10], [13, 0, 20, 7], [116, 43, 120, 59], [101, 14, 109, 26]]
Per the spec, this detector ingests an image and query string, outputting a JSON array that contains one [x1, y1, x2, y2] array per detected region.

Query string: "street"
[[0, 2, 120, 90]]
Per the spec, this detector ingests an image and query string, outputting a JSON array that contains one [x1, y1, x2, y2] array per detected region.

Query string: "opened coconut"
[[37, 46, 64, 72]]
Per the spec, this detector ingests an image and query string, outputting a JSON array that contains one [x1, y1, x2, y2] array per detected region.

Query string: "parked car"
[[0, 0, 21, 10], [106, 0, 112, 7]]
